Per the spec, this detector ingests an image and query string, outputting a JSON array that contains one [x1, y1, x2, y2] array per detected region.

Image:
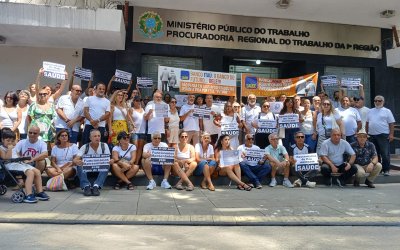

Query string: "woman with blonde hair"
[[194, 132, 217, 191], [108, 89, 132, 146], [173, 131, 197, 191]]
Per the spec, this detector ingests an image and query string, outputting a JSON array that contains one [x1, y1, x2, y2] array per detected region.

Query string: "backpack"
[[84, 142, 106, 154]]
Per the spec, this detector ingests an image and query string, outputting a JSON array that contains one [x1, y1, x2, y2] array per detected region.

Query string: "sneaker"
[[283, 179, 294, 188], [365, 179, 376, 188], [306, 181, 316, 188], [293, 179, 302, 187], [269, 178, 277, 187], [92, 186, 100, 196], [23, 194, 38, 203], [146, 180, 156, 190], [255, 182, 263, 189], [83, 186, 92, 196], [36, 192, 49, 201], [161, 180, 172, 189], [335, 178, 344, 188], [383, 171, 391, 176]]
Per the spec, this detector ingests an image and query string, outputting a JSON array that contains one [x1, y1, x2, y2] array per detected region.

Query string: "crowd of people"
[[0, 69, 396, 203]]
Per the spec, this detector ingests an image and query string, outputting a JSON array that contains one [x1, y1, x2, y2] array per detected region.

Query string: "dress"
[[27, 102, 57, 142], [110, 106, 128, 145]]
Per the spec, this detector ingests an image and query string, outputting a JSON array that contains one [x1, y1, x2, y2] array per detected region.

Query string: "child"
[[0, 129, 49, 203]]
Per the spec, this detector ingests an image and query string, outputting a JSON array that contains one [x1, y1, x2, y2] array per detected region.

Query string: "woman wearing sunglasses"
[[252, 101, 277, 149], [173, 131, 197, 191], [194, 132, 217, 191]]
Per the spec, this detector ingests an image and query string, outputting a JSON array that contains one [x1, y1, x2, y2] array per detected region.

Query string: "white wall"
[[0, 46, 82, 95]]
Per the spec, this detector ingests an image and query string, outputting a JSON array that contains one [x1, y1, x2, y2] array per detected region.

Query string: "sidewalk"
[[1, 183, 399, 226]]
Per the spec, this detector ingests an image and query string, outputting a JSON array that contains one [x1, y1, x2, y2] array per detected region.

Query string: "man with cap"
[[351, 129, 382, 188]]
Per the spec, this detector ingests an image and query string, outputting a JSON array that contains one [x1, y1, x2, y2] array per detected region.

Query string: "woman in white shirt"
[[0, 91, 21, 137], [252, 101, 276, 149], [108, 90, 131, 146], [173, 131, 197, 191], [194, 132, 217, 191], [166, 97, 180, 147], [111, 131, 139, 190], [17, 90, 30, 140], [299, 98, 317, 152], [216, 102, 243, 150]]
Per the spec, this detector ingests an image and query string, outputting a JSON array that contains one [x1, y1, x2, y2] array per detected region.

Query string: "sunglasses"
[[323, 103, 331, 106], [120, 136, 128, 140], [5, 96, 13, 99], [60, 134, 69, 137], [374, 100, 383, 102], [296, 136, 305, 138], [180, 135, 188, 138], [29, 131, 38, 135], [38, 93, 47, 96], [262, 105, 270, 108], [153, 137, 161, 140], [270, 138, 279, 141], [74, 89, 82, 93], [247, 137, 254, 140]]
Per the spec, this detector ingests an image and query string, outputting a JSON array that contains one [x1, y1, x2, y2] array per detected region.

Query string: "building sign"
[[133, 7, 381, 59]]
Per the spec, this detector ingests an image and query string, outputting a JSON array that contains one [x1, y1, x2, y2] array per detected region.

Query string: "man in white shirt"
[[82, 83, 110, 144], [335, 96, 361, 144], [179, 94, 200, 145], [241, 94, 260, 135], [55, 85, 84, 143], [144, 91, 168, 142], [366, 95, 395, 176], [354, 96, 369, 130], [203, 94, 220, 145]]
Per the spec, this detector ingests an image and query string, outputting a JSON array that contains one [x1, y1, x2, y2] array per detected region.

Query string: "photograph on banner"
[[82, 154, 110, 172], [43, 61, 66, 80], [137, 77, 153, 88], [241, 73, 318, 97], [341, 77, 361, 90], [278, 114, 299, 129], [320, 75, 338, 87], [243, 148, 265, 164], [293, 153, 320, 172], [193, 106, 211, 120], [74, 66, 92, 81], [221, 122, 239, 136], [269, 102, 283, 114], [158, 66, 237, 96], [151, 147, 175, 165], [175, 94, 188, 107], [219, 150, 240, 167], [256, 120, 278, 134], [154, 103, 169, 118], [115, 69, 132, 84]]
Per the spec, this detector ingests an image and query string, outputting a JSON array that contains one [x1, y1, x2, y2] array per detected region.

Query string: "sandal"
[[127, 182, 134, 190], [237, 184, 245, 190], [175, 183, 184, 190], [239, 183, 252, 191], [200, 180, 207, 189], [186, 184, 194, 191], [208, 184, 215, 191], [114, 183, 121, 190]]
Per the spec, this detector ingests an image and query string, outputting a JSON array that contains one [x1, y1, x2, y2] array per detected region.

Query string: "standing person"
[[163, 93, 172, 104], [160, 67, 170, 92], [279, 94, 287, 103], [241, 94, 261, 136], [294, 95, 304, 112], [108, 90, 130, 146], [35, 68, 68, 104], [279, 98, 300, 150], [130, 96, 144, 155], [194, 132, 217, 191], [313, 99, 344, 155], [214, 134, 252, 191], [300, 99, 317, 152], [0, 91, 22, 136], [28, 83, 37, 104], [17, 90, 31, 140], [219, 102, 243, 150], [311, 96, 321, 112], [143, 91, 167, 142], [203, 94, 220, 145], [27, 87, 57, 144], [166, 97, 180, 148], [82, 83, 110, 144], [179, 94, 200, 145], [335, 96, 361, 144], [366, 95, 395, 176], [252, 101, 277, 149], [54, 85, 84, 144], [354, 96, 369, 130]]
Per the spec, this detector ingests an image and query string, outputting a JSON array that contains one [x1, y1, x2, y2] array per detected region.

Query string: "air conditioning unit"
[[380, 10, 395, 18], [276, 0, 290, 9]]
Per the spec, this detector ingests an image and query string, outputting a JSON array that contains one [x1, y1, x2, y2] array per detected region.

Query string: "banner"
[[158, 66, 236, 96], [341, 77, 361, 90], [74, 67, 92, 81], [154, 103, 169, 118], [241, 73, 318, 97], [244, 148, 265, 164], [278, 114, 299, 129], [321, 75, 338, 87], [151, 147, 175, 165], [256, 120, 277, 134], [43, 61, 66, 80], [137, 77, 153, 88], [294, 153, 320, 171], [115, 69, 132, 84], [221, 122, 239, 136], [219, 150, 240, 167], [82, 154, 110, 172], [193, 106, 211, 120]]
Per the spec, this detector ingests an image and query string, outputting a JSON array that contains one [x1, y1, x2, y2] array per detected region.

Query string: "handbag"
[[46, 173, 68, 191]]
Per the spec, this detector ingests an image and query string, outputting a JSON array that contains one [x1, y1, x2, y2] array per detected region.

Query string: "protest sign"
[[193, 106, 211, 120], [213, 101, 226, 114], [221, 122, 239, 136], [115, 69, 132, 84], [175, 95, 188, 107], [278, 114, 299, 129], [154, 103, 169, 118], [43, 61, 66, 80], [341, 77, 361, 90], [82, 154, 110, 172], [137, 77, 153, 88], [294, 153, 320, 171], [219, 150, 240, 167], [74, 67, 92, 81], [269, 102, 283, 114], [244, 148, 265, 163], [151, 147, 175, 165], [256, 120, 277, 134], [320, 75, 338, 87]]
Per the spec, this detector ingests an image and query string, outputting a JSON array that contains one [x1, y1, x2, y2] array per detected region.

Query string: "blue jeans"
[[194, 160, 217, 176], [239, 161, 271, 185], [56, 128, 79, 144], [304, 134, 317, 153], [76, 166, 108, 189], [82, 125, 107, 145], [369, 134, 391, 172]]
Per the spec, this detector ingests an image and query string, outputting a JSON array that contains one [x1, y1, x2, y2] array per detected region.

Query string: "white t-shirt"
[[335, 107, 361, 136], [357, 106, 370, 130], [194, 143, 214, 160], [17, 104, 29, 134], [131, 108, 144, 133], [112, 144, 137, 161], [51, 144, 79, 166], [179, 103, 200, 131], [143, 142, 168, 154], [77, 142, 111, 156], [241, 105, 261, 134], [366, 107, 395, 135], [237, 144, 261, 166], [202, 104, 220, 135], [316, 112, 341, 136], [84, 96, 110, 127], [55, 95, 84, 132], [14, 139, 47, 158], [144, 102, 166, 134], [319, 139, 355, 166]]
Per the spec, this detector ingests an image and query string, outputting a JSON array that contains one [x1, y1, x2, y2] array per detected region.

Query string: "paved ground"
[[1, 183, 399, 226]]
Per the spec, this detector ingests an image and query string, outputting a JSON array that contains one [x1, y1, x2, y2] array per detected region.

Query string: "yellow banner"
[[241, 73, 319, 97]]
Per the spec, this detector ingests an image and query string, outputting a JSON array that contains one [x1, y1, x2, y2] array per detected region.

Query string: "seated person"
[[173, 131, 197, 191], [194, 132, 217, 191], [350, 129, 382, 188], [141, 132, 173, 190], [288, 131, 317, 188], [14, 125, 48, 173], [72, 129, 112, 196], [111, 131, 139, 190], [0, 129, 49, 203], [264, 133, 293, 188], [238, 133, 271, 189], [320, 128, 358, 186]]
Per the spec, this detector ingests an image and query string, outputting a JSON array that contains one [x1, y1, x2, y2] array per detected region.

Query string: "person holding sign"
[[238, 134, 271, 189], [252, 101, 277, 149], [173, 131, 197, 191], [144, 91, 168, 142], [335, 96, 362, 144], [214, 134, 252, 191], [288, 131, 317, 188], [194, 132, 217, 191], [73, 129, 112, 196], [279, 98, 300, 150], [141, 132, 173, 190], [111, 131, 139, 190], [166, 97, 180, 147], [299, 99, 317, 152], [179, 94, 200, 146], [36, 68, 68, 104], [217, 102, 243, 150], [241, 94, 260, 136], [108, 90, 132, 146], [203, 95, 220, 145]]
